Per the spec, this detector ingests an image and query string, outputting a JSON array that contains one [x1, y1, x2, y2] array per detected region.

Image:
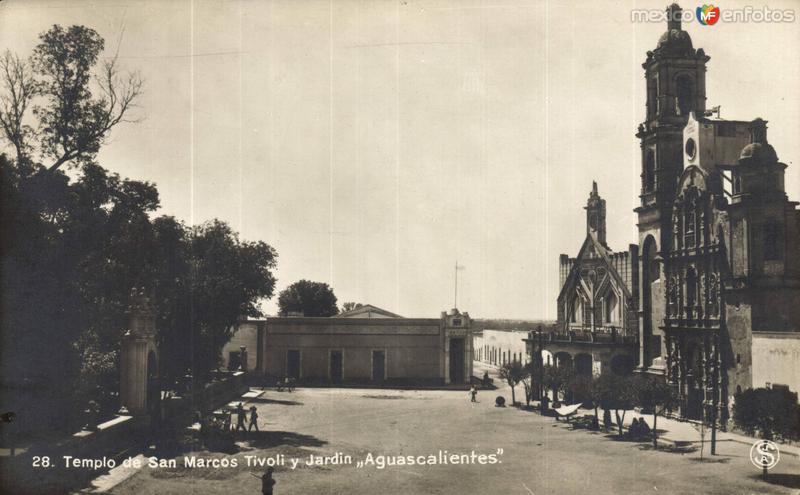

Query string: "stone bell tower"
[[635, 3, 710, 370], [120, 287, 159, 415]]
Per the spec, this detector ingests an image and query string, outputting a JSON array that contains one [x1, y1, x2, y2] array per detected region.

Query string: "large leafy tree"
[[1, 25, 277, 432], [157, 220, 277, 383], [0, 154, 162, 428], [278, 280, 339, 317]]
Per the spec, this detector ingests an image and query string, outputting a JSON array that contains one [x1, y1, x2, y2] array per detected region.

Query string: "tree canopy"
[[0, 25, 277, 433], [278, 280, 339, 317], [341, 302, 363, 313], [499, 360, 529, 406], [733, 387, 800, 440]]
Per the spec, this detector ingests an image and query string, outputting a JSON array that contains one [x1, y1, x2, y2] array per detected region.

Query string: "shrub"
[[733, 387, 800, 440]]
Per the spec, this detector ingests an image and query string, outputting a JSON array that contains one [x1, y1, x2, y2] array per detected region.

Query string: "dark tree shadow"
[[749, 473, 800, 489], [688, 456, 731, 464], [243, 430, 327, 450], [0, 452, 123, 495], [637, 442, 698, 455], [249, 397, 303, 406]]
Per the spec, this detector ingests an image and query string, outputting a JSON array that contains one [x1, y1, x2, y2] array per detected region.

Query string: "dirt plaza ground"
[[99, 367, 799, 495]]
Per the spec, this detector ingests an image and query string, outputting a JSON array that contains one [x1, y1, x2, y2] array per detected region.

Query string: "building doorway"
[[286, 350, 300, 379], [228, 351, 241, 371], [371, 350, 385, 382], [685, 344, 704, 420], [449, 338, 465, 383], [575, 354, 593, 376], [330, 350, 343, 383]]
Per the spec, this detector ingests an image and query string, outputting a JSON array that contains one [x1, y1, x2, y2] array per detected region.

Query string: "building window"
[[685, 268, 697, 314], [763, 222, 782, 261], [571, 298, 582, 324], [647, 76, 658, 119], [604, 292, 618, 323], [644, 150, 656, 192], [684, 209, 696, 248], [452, 318, 462, 327], [732, 171, 742, 194]]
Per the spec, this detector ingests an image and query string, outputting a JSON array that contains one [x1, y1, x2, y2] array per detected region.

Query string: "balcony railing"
[[546, 326, 637, 345]]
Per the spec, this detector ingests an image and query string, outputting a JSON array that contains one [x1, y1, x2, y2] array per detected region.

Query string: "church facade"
[[541, 183, 640, 378], [532, 4, 800, 423], [634, 4, 800, 424]]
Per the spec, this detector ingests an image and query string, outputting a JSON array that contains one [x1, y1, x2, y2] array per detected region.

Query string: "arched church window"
[[644, 150, 656, 192], [571, 298, 582, 324], [733, 172, 742, 194], [604, 291, 618, 323], [676, 75, 694, 116]]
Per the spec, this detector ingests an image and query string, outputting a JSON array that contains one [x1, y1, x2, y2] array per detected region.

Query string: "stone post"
[[120, 288, 159, 416]]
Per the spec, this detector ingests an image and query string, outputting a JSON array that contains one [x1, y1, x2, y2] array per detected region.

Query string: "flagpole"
[[454, 261, 458, 309]]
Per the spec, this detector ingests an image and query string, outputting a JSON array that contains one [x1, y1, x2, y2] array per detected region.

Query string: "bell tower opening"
[[676, 74, 695, 116]]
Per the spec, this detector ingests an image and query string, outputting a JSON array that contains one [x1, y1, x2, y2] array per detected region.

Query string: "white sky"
[[1, 0, 798, 319]]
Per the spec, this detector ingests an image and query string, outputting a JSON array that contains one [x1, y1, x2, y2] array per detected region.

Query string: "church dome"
[[656, 28, 694, 56], [738, 142, 778, 165]]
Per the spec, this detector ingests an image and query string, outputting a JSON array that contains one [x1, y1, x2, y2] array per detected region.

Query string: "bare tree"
[[0, 51, 38, 165], [0, 25, 142, 172]]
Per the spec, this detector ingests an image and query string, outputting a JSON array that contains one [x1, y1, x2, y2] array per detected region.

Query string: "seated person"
[[638, 418, 651, 436], [629, 418, 641, 437]]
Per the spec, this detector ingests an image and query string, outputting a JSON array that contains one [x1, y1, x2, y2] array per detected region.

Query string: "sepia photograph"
[[0, 0, 799, 493]]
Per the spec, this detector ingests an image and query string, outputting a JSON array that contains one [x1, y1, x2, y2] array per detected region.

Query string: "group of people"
[[234, 402, 259, 432], [629, 417, 652, 438]]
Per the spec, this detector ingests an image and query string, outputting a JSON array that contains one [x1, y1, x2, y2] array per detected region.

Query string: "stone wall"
[[220, 321, 263, 372], [751, 331, 800, 394]]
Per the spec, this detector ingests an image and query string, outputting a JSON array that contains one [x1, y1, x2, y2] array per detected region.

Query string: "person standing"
[[248, 406, 259, 432], [235, 403, 247, 432], [469, 385, 478, 403], [251, 467, 276, 495]]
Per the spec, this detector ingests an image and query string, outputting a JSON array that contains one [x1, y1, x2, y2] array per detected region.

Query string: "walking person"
[[469, 385, 478, 403], [235, 402, 247, 432], [251, 467, 276, 495], [248, 406, 259, 432]]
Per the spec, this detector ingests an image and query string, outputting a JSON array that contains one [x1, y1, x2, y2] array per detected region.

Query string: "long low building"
[[222, 307, 473, 386]]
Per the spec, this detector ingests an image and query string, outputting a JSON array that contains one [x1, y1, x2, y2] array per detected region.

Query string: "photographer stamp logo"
[[750, 440, 780, 470]]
